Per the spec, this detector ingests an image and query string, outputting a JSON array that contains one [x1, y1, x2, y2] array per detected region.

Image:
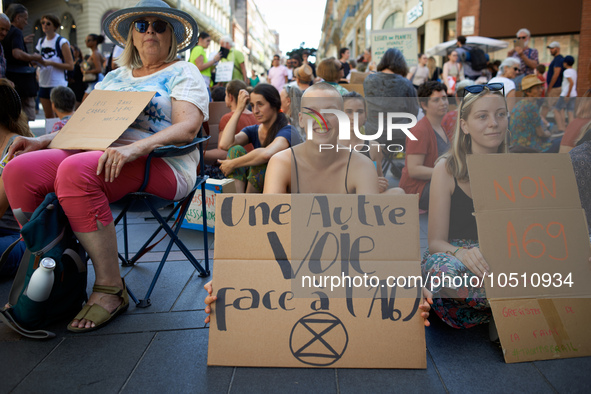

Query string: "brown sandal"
[[67, 278, 129, 333]]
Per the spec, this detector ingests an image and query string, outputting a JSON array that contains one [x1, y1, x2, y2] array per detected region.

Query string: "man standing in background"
[[507, 28, 539, 89], [268, 54, 288, 93], [2, 4, 44, 120], [219, 35, 248, 83], [545, 41, 566, 131]]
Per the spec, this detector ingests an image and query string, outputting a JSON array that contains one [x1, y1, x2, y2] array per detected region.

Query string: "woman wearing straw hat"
[[2, 0, 209, 333]]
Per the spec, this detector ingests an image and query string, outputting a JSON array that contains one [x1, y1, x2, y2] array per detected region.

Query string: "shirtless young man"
[[263, 83, 379, 194]]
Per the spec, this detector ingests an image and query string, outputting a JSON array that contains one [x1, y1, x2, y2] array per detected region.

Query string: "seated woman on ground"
[[510, 75, 561, 153], [399, 81, 452, 210], [280, 84, 304, 140], [206, 82, 432, 324], [203, 80, 256, 170], [0, 79, 35, 277], [487, 57, 519, 112], [423, 83, 507, 330], [338, 91, 405, 194], [217, 83, 300, 193]]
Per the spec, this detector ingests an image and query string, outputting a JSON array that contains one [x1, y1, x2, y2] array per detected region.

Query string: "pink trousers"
[[3, 149, 177, 232]]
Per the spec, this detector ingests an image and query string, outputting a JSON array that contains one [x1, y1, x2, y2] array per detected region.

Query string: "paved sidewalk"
[[1, 207, 590, 393], [0, 117, 590, 393]]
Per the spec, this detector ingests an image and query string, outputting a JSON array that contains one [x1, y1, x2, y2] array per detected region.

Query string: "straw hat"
[[103, 0, 198, 53], [521, 74, 543, 91], [294, 64, 313, 82]]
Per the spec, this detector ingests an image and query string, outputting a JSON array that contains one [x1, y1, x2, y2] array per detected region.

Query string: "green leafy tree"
[[286, 46, 317, 62]]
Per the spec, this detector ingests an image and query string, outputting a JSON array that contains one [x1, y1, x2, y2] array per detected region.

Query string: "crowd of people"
[[0, 0, 590, 338]]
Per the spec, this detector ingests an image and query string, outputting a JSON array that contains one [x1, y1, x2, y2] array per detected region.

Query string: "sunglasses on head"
[[134, 20, 168, 34], [463, 82, 505, 97]]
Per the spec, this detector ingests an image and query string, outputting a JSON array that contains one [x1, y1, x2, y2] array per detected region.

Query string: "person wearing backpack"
[[35, 14, 74, 119], [455, 36, 487, 81]]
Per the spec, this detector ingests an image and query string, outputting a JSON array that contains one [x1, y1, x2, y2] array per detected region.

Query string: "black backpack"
[[467, 46, 488, 71], [0, 193, 87, 339]]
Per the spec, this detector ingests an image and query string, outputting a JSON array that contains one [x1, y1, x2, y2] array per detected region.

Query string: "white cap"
[[547, 41, 560, 49]]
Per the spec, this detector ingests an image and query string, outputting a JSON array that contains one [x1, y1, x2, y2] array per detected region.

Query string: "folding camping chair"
[[112, 130, 210, 308]]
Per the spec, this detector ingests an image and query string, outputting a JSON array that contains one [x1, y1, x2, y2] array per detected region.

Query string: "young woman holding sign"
[[205, 83, 433, 326], [263, 83, 379, 194], [423, 83, 507, 330]]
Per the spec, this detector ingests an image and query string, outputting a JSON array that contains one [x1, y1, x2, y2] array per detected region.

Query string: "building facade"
[[232, 0, 279, 76], [2, 0, 277, 77], [318, 0, 457, 62], [457, 0, 587, 95], [319, 0, 588, 94]]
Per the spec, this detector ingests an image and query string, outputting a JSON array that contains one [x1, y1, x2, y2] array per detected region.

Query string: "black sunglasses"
[[463, 83, 505, 97], [134, 20, 168, 34]]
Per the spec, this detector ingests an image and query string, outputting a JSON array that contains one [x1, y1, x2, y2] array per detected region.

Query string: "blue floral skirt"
[[421, 239, 491, 329]]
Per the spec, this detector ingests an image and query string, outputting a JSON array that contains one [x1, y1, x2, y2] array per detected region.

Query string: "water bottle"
[[26, 258, 56, 302]]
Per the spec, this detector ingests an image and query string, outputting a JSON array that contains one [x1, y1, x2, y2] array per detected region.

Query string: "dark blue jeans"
[[0, 228, 26, 277]]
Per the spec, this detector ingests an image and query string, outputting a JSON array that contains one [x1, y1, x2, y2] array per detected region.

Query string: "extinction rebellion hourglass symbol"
[[289, 312, 349, 366]]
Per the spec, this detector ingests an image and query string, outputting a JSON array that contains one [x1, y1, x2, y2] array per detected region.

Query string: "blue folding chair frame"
[[112, 131, 210, 308]]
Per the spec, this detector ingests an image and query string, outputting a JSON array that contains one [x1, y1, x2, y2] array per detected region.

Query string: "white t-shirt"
[[268, 65, 288, 92], [36, 35, 69, 88], [96, 61, 209, 199], [488, 76, 516, 97], [561, 68, 577, 97]]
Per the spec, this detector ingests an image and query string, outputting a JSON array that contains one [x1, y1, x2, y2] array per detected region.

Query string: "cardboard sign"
[[371, 28, 418, 68], [215, 62, 233, 83], [208, 194, 427, 369], [44, 118, 59, 134], [180, 178, 236, 233], [468, 154, 591, 363], [49, 90, 155, 151]]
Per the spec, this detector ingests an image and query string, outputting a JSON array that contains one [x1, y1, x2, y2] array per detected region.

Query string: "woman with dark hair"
[[218, 83, 300, 193], [35, 13, 74, 119], [363, 48, 419, 146], [0, 79, 34, 276], [67, 44, 88, 108], [399, 81, 451, 210], [82, 33, 105, 100], [189, 31, 221, 90]]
